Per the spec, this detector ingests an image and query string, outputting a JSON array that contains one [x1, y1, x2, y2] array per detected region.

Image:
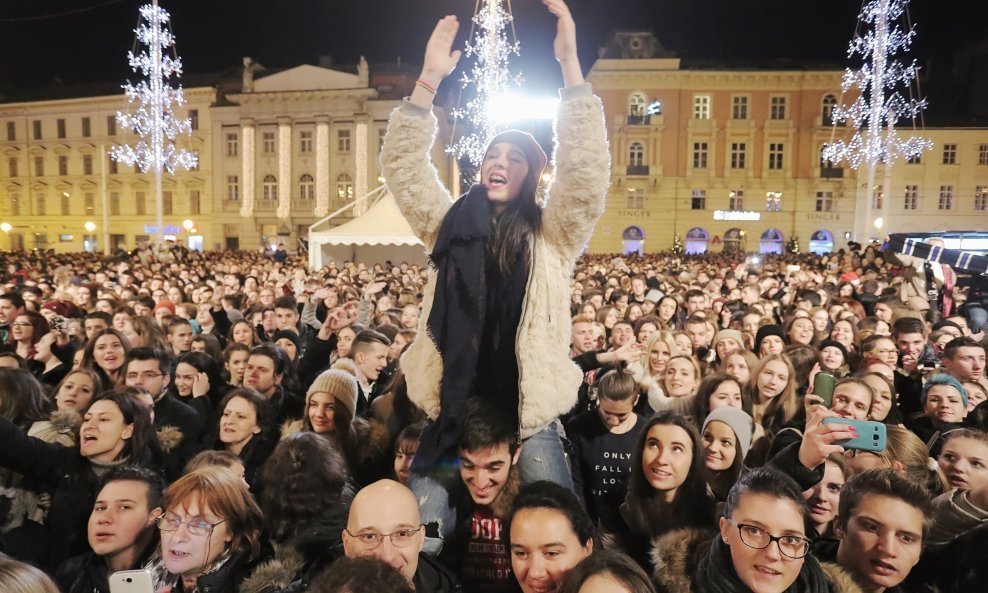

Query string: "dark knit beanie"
[[271, 329, 301, 351], [754, 324, 786, 354], [818, 339, 849, 364]]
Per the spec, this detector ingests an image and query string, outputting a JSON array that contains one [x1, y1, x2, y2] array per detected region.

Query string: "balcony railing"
[[626, 115, 651, 125], [820, 167, 844, 179], [626, 165, 650, 176]]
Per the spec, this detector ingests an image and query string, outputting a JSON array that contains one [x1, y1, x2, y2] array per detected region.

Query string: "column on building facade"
[[353, 116, 370, 216], [277, 117, 292, 219], [239, 119, 256, 218], [314, 116, 330, 218]]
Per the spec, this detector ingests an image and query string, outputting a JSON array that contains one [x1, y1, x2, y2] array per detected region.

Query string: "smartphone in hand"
[[821, 418, 887, 452], [109, 570, 154, 593]]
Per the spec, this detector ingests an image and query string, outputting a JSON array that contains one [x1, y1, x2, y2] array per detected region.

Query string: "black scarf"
[[413, 185, 528, 471], [696, 537, 831, 593]]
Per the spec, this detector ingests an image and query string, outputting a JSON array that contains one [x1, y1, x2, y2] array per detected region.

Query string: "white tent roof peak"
[[309, 192, 422, 246]]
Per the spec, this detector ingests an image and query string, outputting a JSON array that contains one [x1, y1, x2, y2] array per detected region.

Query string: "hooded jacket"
[[380, 83, 610, 439]]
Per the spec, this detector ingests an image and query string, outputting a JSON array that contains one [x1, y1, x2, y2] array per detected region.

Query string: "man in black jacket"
[[343, 479, 460, 593], [56, 466, 164, 593]]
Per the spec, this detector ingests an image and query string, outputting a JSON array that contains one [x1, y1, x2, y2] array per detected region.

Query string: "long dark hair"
[[489, 172, 541, 277], [0, 368, 51, 429], [624, 411, 715, 537], [174, 351, 230, 406], [85, 390, 158, 465]]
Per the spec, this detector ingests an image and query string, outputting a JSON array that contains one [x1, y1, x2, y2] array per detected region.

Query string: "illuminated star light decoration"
[[448, 0, 523, 167], [822, 0, 932, 168]]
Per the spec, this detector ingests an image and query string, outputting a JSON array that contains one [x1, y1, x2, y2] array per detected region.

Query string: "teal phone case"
[[821, 417, 887, 452]]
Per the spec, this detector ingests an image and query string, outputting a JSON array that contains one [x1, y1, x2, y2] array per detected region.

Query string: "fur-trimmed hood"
[[28, 409, 83, 447], [239, 543, 305, 593], [650, 528, 865, 593], [155, 425, 184, 453]]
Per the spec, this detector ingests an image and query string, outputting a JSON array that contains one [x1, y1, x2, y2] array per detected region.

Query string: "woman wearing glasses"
[[151, 467, 263, 593], [652, 468, 861, 593]]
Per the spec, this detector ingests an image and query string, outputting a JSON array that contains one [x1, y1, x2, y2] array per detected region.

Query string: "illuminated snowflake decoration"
[[448, 0, 522, 167], [110, 3, 198, 174], [822, 0, 931, 169]]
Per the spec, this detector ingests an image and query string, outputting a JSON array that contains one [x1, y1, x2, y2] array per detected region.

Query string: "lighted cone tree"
[[111, 0, 197, 244], [821, 0, 931, 241], [448, 0, 522, 168]]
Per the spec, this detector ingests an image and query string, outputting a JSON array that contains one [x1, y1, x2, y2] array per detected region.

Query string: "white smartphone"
[[109, 570, 154, 593]]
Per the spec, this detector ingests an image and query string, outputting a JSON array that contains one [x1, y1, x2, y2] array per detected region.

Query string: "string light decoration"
[[448, 0, 522, 167], [821, 0, 931, 169], [111, 0, 197, 241]]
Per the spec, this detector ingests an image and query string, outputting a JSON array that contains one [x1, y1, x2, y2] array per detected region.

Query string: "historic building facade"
[[586, 32, 988, 255]]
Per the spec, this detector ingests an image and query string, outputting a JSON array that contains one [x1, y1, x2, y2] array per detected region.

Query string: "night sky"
[[0, 0, 984, 110]]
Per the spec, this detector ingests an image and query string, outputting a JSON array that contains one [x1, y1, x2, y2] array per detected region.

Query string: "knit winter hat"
[[714, 329, 743, 350], [40, 300, 83, 320], [702, 406, 755, 462], [754, 324, 786, 353], [818, 339, 849, 364], [153, 300, 176, 315], [272, 329, 301, 351], [485, 130, 548, 180], [307, 359, 359, 419]]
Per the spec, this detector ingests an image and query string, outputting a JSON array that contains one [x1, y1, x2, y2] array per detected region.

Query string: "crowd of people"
[[0, 1, 987, 592]]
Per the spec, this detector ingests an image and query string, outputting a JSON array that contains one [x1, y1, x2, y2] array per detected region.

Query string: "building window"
[[6, 122, 14, 141], [729, 190, 744, 211], [226, 176, 239, 201], [942, 143, 957, 165], [84, 193, 95, 215], [979, 144, 988, 165], [975, 186, 988, 212], [692, 142, 708, 169], [768, 143, 784, 170], [60, 193, 70, 215], [110, 192, 120, 216], [300, 131, 313, 153], [162, 191, 172, 215], [34, 156, 44, 176], [815, 191, 834, 212], [628, 142, 644, 167], [626, 188, 644, 209], [7, 157, 16, 178], [9, 195, 19, 216], [58, 156, 68, 176], [766, 192, 782, 212], [189, 109, 199, 131], [135, 191, 146, 216], [299, 174, 314, 200], [691, 189, 706, 210], [262, 175, 277, 200], [82, 117, 91, 138], [907, 154, 921, 164], [770, 96, 787, 120], [107, 115, 116, 136], [872, 185, 883, 209], [33, 120, 42, 140], [226, 133, 238, 157], [336, 173, 353, 203], [262, 131, 275, 155], [83, 154, 93, 176], [903, 185, 919, 210], [337, 129, 350, 152], [730, 142, 746, 169], [693, 96, 711, 120], [821, 95, 838, 125], [938, 185, 953, 210], [189, 190, 200, 215], [57, 119, 66, 139], [629, 92, 647, 116], [109, 156, 118, 174], [33, 193, 45, 216], [731, 96, 748, 120]]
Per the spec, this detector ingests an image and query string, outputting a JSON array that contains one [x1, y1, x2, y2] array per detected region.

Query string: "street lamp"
[[0, 223, 10, 233], [182, 219, 194, 232]]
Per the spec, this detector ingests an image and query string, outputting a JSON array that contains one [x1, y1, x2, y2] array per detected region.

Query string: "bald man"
[[342, 480, 459, 593]]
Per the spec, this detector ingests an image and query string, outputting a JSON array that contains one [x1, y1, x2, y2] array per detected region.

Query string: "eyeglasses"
[[871, 349, 898, 356], [10, 322, 32, 327], [125, 372, 163, 381], [157, 513, 225, 536], [725, 519, 811, 559], [345, 525, 423, 549]]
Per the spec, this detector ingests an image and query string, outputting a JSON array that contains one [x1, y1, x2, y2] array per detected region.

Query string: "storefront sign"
[[713, 210, 761, 221], [805, 213, 841, 221], [144, 225, 182, 234]]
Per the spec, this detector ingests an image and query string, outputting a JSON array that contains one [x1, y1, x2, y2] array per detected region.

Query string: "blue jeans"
[[409, 420, 574, 556]]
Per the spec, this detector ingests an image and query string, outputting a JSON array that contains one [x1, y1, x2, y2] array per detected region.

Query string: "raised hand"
[[420, 16, 462, 86], [543, 0, 583, 87], [192, 372, 210, 398]]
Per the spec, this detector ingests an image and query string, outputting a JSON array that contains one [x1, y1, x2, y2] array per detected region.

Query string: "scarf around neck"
[[696, 537, 831, 593]]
